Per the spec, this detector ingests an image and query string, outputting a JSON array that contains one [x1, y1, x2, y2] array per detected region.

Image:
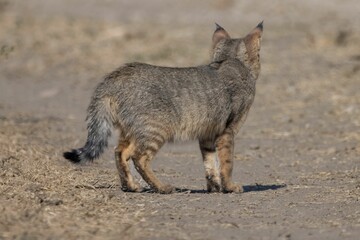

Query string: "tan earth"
[[0, 0, 359, 239]]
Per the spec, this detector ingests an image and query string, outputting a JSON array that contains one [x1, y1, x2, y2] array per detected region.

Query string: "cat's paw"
[[222, 183, 243, 193], [121, 183, 143, 193], [157, 184, 174, 194], [207, 181, 221, 193]]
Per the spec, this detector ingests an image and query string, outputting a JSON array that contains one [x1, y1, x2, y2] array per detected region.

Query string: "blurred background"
[[0, 0, 360, 118], [1, 0, 359, 120]]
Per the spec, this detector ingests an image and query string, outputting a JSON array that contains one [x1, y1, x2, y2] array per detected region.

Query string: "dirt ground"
[[0, 0, 359, 239]]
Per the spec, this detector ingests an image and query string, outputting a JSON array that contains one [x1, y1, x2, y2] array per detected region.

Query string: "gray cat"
[[64, 22, 263, 194]]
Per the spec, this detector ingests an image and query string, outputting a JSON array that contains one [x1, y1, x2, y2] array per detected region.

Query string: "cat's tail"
[[63, 97, 113, 163]]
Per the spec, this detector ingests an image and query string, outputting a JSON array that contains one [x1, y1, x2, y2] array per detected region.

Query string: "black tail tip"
[[63, 149, 82, 163], [257, 20, 264, 30]]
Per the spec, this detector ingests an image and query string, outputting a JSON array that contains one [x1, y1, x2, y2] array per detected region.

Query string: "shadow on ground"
[[138, 184, 287, 194]]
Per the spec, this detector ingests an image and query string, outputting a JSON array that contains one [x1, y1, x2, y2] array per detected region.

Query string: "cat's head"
[[212, 22, 263, 79]]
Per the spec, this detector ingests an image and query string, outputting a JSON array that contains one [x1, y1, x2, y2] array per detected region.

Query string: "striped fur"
[[64, 22, 263, 194]]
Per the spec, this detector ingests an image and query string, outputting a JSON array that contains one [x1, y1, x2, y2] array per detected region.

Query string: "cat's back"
[[106, 62, 214, 84]]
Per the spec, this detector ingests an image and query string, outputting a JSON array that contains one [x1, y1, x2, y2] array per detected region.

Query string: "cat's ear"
[[212, 23, 231, 49], [237, 21, 263, 79], [244, 21, 263, 52]]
